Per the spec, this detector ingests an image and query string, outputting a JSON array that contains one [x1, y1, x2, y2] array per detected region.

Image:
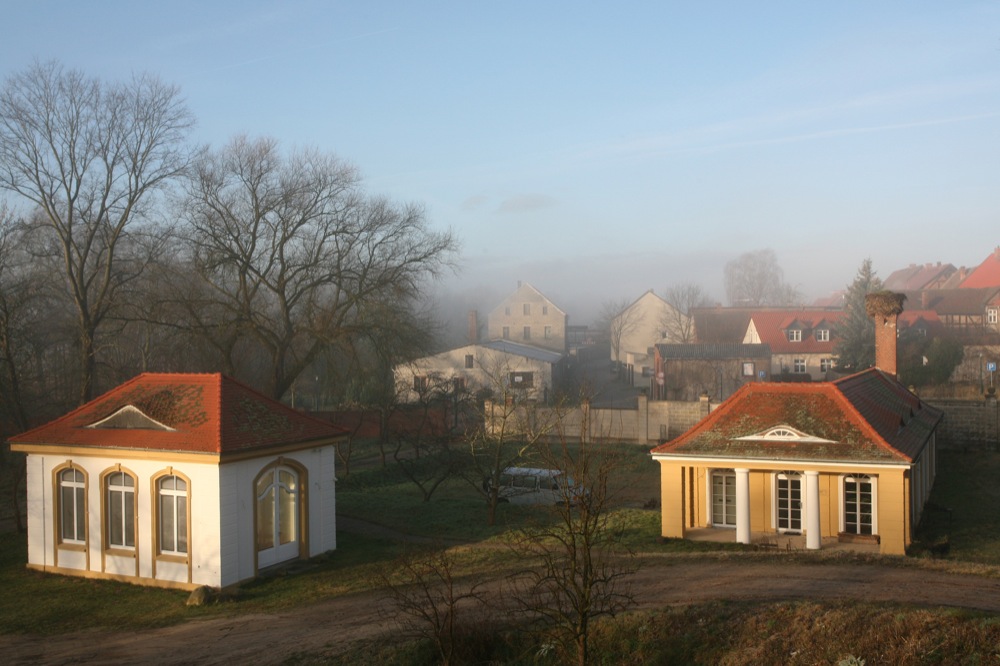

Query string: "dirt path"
[[3, 558, 1000, 665]]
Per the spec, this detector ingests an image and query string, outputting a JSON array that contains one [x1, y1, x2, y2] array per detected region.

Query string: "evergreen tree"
[[835, 259, 883, 371]]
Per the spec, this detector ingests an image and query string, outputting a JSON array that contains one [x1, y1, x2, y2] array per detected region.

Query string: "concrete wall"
[[489, 395, 712, 444]]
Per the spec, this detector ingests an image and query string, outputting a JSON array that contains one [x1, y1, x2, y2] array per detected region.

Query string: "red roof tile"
[[10, 373, 347, 455], [960, 248, 1000, 289], [745, 310, 844, 354], [651, 369, 941, 464]]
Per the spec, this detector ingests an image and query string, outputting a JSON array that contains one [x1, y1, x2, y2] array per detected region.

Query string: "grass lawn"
[[1, 445, 998, 637]]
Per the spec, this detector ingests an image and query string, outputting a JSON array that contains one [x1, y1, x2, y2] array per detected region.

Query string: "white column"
[[805, 470, 821, 550], [735, 468, 751, 545]]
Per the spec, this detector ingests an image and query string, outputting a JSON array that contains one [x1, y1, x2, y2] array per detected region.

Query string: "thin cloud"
[[497, 194, 556, 214], [461, 194, 489, 211]]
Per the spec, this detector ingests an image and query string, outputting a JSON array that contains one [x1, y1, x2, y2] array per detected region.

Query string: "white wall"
[[24, 445, 337, 590], [394, 344, 555, 402], [24, 453, 222, 587]]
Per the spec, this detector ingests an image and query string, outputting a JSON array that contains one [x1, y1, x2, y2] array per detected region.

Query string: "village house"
[[651, 293, 943, 556], [742, 309, 844, 381], [651, 342, 772, 402], [9, 373, 345, 590], [610, 289, 689, 387], [487, 281, 569, 355], [394, 339, 566, 404]]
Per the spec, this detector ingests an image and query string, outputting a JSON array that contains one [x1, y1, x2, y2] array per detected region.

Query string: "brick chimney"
[[865, 292, 906, 377], [467, 310, 479, 343]]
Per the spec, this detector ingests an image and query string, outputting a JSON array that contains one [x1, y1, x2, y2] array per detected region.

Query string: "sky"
[[2, 1, 999, 326]]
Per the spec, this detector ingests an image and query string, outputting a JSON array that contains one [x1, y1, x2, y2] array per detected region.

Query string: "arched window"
[[57, 466, 86, 544], [157, 474, 188, 555], [255, 462, 305, 568], [105, 470, 136, 549]]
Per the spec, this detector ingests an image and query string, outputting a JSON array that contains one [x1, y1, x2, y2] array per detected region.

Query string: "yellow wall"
[[656, 459, 911, 555]]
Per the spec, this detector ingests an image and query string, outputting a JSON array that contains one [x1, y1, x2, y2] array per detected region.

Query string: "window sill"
[[58, 542, 86, 552], [156, 553, 189, 564], [105, 547, 137, 558], [838, 532, 880, 545]]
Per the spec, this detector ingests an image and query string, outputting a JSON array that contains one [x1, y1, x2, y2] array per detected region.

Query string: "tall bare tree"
[[510, 439, 636, 666], [662, 282, 712, 343], [723, 248, 801, 307], [0, 61, 196, 402], [599, 297, 643, 367], [181, 136, 456, 399]]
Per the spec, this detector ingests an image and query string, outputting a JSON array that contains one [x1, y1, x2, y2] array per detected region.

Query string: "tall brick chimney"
[[865, 291, 906, 377], [467, 310, 479, 343]]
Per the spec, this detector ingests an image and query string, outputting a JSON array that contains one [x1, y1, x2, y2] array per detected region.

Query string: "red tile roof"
[[884, 263, 956, 291], [745, 310, 845, 354], [651, 369, 941, 464], [960, 248, 1000, 289], [10, 373, 347, 455]]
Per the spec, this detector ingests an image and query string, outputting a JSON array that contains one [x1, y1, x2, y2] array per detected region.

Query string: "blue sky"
[[3, 1, 998, 323]]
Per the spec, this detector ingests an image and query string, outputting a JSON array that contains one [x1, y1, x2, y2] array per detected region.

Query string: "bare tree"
[[180, 135, 456, 399], [377, 547, 490, 666], [599, 297, 643, 367], [390, 372, 467, 503], [661, 282, 712, 343], [510, 439, 636, 666], [462, 355, 561, 525], [0, 61, 197, 402], [723, 248, 801, 307]]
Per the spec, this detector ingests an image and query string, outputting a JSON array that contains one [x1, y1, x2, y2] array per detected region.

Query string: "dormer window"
[[86, 405, 175, 431], [733, 425, 835, 444], [815, 329, 830, 342], [787, 329, 802, 342]]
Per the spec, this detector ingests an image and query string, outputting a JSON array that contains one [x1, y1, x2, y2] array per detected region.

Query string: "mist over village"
[[2, 3, 1000, 665]]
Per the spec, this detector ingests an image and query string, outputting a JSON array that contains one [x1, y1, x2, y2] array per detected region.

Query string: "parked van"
[[489, 467, 581, 505]]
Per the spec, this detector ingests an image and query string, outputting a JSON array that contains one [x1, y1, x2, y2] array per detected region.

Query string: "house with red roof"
[[883, 262, 956, 292], [9, 373, 346, 590], [742, 310, 844, 381], [652, 294, 943, 556], [960, 247, 1000, 289]]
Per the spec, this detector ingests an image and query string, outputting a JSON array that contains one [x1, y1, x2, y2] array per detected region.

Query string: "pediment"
[[733, 424, 835, 444], [86, 405, 176, 431]]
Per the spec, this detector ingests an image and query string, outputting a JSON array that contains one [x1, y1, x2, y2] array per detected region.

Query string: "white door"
[[711, 470, 736, 527], [256, 466, 300, 568], [776, 473, 802, 532]]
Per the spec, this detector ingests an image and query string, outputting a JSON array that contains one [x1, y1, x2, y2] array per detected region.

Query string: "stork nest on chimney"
[[864, 290, 906, 317]]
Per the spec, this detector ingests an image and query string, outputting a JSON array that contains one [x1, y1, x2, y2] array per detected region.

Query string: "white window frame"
[[793, 358, 807, 373], [839, 474, 878, 536], [104, 469, 136, 550], [815, 329, 830, 342], [156, 474, 189, 556], [772, 472, 804, 533], [989, 308, 998, 325], [787, 329, 802, 342], [57, 466, 87, 545], [708, 469, 737, 528], [820, 358, 833, 372]]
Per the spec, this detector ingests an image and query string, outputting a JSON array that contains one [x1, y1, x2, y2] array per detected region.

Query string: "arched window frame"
[[151, 469, 191, 561], [53, 462, 88, 549], [100, 465, 138, 552], [252, 458, 309, 571]]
